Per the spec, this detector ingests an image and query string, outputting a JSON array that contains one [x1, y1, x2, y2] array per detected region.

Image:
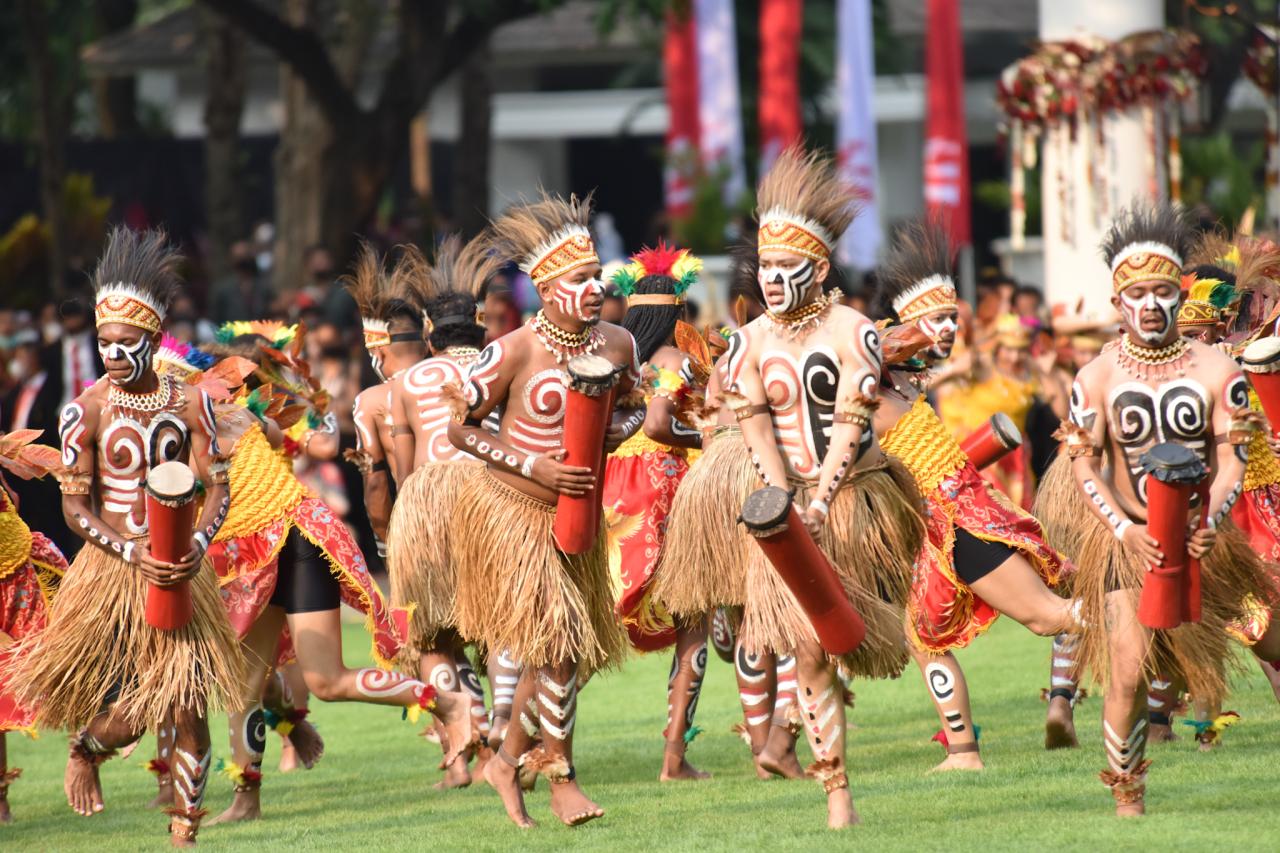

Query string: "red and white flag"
[[694, 0, 747, 205], [663, 10, 700, 218], [835, 0, 881, 269], [758, 0, 803, 173], [923, 0, 971, 246]]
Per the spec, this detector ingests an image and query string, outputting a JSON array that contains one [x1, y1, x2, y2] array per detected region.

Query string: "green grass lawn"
[[4, 618, 1278, 851]]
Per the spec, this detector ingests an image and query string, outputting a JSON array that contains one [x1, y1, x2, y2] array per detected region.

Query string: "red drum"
[[144, 460, 198, 631], [739, 486, 866, 656], [1242, 337, 1280, 435], [959, 413, 1022, 470], [553, 353, 619, 555], [1136, 443, 1207, 631]]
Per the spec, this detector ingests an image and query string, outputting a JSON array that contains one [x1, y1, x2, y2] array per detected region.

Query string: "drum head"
[[566, 352, 616, 381], [740, 486, 793, 532], [147, 460, 197, 500], [990, 412, 1022, 449], [1242, 336, 1280, 372]]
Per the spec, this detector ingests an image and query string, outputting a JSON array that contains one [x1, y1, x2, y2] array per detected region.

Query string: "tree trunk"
[[201, 8, 247, 284], [92, 0, 142, 138], [18, 0, 72, 300], [452, 37, 492, 240]]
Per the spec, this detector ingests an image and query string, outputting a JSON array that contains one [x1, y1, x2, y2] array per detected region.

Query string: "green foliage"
[[3, 619, 1278, 850], [0, 172, 111, 305], [1180, 130, 1267, 229], [669, 157, 753, 255], [975, 167, 1042, 237]]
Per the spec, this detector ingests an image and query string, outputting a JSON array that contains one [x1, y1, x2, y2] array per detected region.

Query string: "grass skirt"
[[386, 459, 480, 672], [1034, 454, 1273, 707], [5, 543, 244, 731], [737, 458, 924, 678], [450, 469, 626, 675], [652, 427, 756, 615]]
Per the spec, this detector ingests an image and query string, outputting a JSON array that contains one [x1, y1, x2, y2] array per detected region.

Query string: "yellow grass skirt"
[[5, 543, 244, 731], [450, 469, 626, 675], [1034, 454, 1272, 707], [386, 459, 480, 672]]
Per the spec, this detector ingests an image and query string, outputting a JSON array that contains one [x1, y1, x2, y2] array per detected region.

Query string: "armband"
[[1054, 422, 1101, 458], [56, 469, 92, 495], [1113, 519, 1133, 542], [807, 498, 830, 518], [833, 394, 879, 429], [1227, 407, 1262, 447], [209, 459, 231, 486], [390, 424, 413, 437]]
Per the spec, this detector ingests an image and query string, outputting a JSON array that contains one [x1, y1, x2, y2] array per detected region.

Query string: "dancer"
[[871, 220, 1078, 771], [682, 147, 925, 828], [5, 228, 243, 845], [0, 429, 68, 823], [602, 242, 712, 780], [348, 244, 428, 546], [1034, 203, 1280, 816], [188, 328, 476, 825], [655, 244, 804, 781], [446, 192, 637, 827], [383, 235, 502, 785]]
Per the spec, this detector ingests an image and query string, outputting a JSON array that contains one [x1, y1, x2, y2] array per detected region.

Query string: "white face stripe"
[[1119, 289, 1179, 344], [758, 260, 815, 313], [99, 335, 153, 386], [551, 276, 603, 321]]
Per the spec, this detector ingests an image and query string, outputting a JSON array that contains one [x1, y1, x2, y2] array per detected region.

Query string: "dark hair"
[[385, 296, 424, 334], [1099, 202, 1195, 267], [1014, 285, 1043, 302], [728, 241, 763, 305], [425, 292, 485, 351], [622, 274, 682, 363], [873, 218, 953, 323], [1187, 263, 1235, 287]]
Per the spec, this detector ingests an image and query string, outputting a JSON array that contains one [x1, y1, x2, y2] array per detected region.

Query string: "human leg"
[[660, 618, 710, 781], [1044, 633, 1083, 749], [526, 660, 603, 827], [1100, 591, 1154, 817], [794, 639, 858, 830], [909, 646, 982, 772]]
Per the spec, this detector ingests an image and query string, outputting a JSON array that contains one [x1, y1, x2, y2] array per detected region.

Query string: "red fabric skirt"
[[1234, 483, 1280, 564], [602, 449, 688, 651], [208, 496, 409, 667], [0, 533, 67, 733], [910, 461, 1067, 653]]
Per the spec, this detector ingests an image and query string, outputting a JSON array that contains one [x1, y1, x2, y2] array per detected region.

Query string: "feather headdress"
[[611, 240, 702, 305], [153, 333, 256, 401], [491, 192, 598, 285], [407, 235, 502, 335], [756, 147, 860, 262], [875, 218, 957, 324], [93, 227, 183, 334], [1100, 203, 1194, 294]]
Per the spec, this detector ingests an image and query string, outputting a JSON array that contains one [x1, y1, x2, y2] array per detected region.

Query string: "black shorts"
[[952, 526, 1014, 585], [269, 527, 341, 614]]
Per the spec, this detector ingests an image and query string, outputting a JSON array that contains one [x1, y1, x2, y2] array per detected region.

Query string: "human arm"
[[725, 329, 789, 490], [641, 351, 702, 450], [351, 389, 393, 544], [1192, 372, 1251, 557], [389, 380, 416, 487]]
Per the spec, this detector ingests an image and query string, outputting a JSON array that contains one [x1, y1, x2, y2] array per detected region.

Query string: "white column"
[[1037, 0, 1164, 317]]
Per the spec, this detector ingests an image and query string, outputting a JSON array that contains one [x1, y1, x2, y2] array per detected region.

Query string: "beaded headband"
[[1111, 241, 1182, 294], [522, 225, 600, 286], [757, 207, 834, 262], [95, 284, 165, 334], [362, 318, 391, 350], [893, 274, 958, 324]]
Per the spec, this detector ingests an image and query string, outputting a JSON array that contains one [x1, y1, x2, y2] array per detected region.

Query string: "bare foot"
[[434, 758, 472, 790], [433, 691, 477, 768], [64, 752, 104, 816], [482, 755, 534, 828], [757, 747, 805, 780], [146, 781, 174, 809], [827, 788, 860, 829], [930, 751, 984, 772], [171, 832, 197, 848], [1116, 801, 1145, 818], [206, 789, 261, 826], [548, 779, 604, 827], [285, 719, 325, 769], [1044, 696, 1078, 750], [659, 749, 711, 781], [278, 738, 299, 773], [1148, 722, 1177, 743]]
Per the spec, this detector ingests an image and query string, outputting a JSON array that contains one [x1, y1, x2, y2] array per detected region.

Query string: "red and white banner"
[[835, 0, 881, 269], [694, 0, 747, 204], [923, 0, 971, 246], [758, 0, 803, 173], [663, 10, 700, 218]]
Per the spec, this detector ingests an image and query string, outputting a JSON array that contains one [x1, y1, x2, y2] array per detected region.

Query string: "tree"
[[91, 0, 143, 138], [195, 0, 571, 291], [201, 5, 248, 283]]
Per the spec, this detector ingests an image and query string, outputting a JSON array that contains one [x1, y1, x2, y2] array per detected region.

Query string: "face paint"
[[916, 312, 958, 360], [99, 335, 153, 386], [369, 350, 387, 382], [758, 259, 815, 313], [550, 275, 604, 322], [1119, 287, 1179, 345]]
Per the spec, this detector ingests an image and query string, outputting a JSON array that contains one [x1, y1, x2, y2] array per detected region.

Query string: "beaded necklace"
[[1115, 334, 1193, 382], [107, 374, 179, 413], [531, 311, 605, 363], [764, 293, 832, 341]]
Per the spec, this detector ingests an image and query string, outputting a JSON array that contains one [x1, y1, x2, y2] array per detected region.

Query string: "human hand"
[[531, 449, 596, 496], [1122, 523, 1163, 566]]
